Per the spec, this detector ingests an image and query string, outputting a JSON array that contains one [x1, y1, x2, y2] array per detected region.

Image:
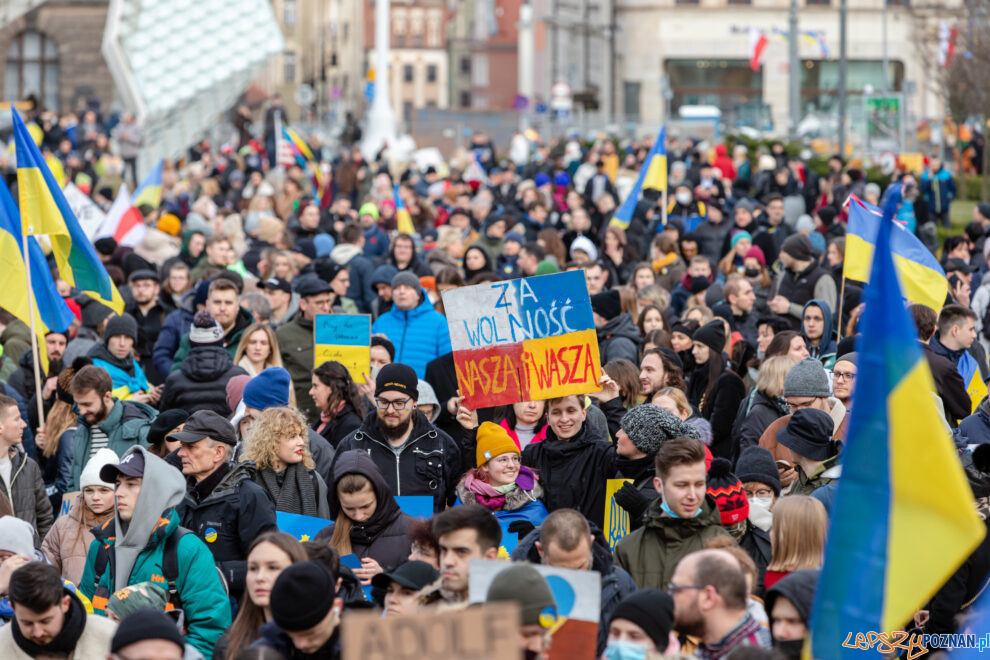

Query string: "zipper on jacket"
[[360, 429, 441, 496]]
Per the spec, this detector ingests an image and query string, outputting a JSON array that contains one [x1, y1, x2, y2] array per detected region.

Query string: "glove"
[[613, 482, 651, 522], [507, 520, 536, 539]]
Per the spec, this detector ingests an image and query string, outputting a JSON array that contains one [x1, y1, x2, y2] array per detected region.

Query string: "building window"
[[727, 0, 751, 4], [5, 30, 59, 110], [675, 0, 699, 4], [886, 0, 909, 5], [283, 51, 296, 82], [665, 58, 768, 129], [460, 91, 471, 108], [402, 101, 413, 122], [460, 57, 471, 75], [403, 64, 414, 83], [426, 100, 437, 108], [427, 64, 437, 83], [471, 54, 489, 87], [284, 0, 297, 27], [801, 58, 904, 112], [623, 81, 641, 121], [805, 0, 830, 4]]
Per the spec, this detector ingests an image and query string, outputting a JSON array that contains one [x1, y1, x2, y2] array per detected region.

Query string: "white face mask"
[[675, 191, 692, 205], [749, 496, 774, 532]]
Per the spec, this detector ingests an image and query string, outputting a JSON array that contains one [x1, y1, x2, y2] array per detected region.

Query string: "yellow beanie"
[[475, 421, 520, 467], [157, 213, 181, 236]]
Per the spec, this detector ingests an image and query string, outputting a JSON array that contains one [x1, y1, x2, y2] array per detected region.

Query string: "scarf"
[[615, 454, 654, 483], [316, 409, 334, 435], [259, 463, 319, 517], [460, 466, 538, 511], [12, 588, 86, 657]]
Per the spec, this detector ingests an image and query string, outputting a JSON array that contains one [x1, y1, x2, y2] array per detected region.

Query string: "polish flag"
[[938, 21, 958, 67], [96, 185, 147, 247], [750, 28, 768, 72]]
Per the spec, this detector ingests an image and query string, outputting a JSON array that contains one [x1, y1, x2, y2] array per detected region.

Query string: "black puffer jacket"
[[731, 390, 789, 463], [335, 410, 461, 512], [161, 346, 247, 416], [521, 421, 617, 524], [596, 312, 642, 366], [175, 461, 277, 597], [314, 450, 414, 572]]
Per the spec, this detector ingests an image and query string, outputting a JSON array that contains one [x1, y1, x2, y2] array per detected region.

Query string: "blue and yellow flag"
[[844, 195, 947, 311], [0, 178, 73, 372], [810, 212, 985, 658], [958, 351, 988, 414], [12, 109, 123, 315], [610, 126, 666, 230], [133, 159, 163, 209], [394, 184, 415, 235]]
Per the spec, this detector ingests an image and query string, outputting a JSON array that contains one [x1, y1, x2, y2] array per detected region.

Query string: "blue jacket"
[[371, 290, 451, 377], [153, 291, 196, 378], [363, 224, 390, 259], [959, 401, 990, 446], [921, 167, 957, 214], [345, 252, 376, 313]]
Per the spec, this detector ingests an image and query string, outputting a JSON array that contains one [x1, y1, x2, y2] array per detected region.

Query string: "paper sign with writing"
[[59, 491, 79, 518], [604, 478, 634, 549], [314, 314, 371, 383], [441, 270, 602, 408], [342, 601, 520, 660], [276, 510, 331, 542]]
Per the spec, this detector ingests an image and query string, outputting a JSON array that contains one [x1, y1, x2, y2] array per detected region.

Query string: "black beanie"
[[111, 607, 185, 653], [609, 588, 674, 651], [781, 234, 816, 262], [735, 446, 782, 496], [270, 561, 337, 631], [103, 313, 138, 343], [94, 237, 118, 257], [816, 206, 837, 227], [80, 298, 114, 329], [375, 362, 419, 400], [590, 289, 622, 321], [692, 320, 725, 354]]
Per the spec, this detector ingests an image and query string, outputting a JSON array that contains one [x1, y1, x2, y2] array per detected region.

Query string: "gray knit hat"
[[486, 563, 557, 628], [391, 271, 421, 291], [621, 404, 700, 456], [189, 310, 224, 346], [783, 358, 831, 398]]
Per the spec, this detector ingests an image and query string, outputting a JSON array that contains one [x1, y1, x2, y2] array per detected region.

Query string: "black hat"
[[292, 238, 317, 260], [214, 270, 244, 294], [978, 202, 990, 221], [371, 560, 440, 592], [656, 347, 683, 371], [261, 277, 292, 294], [294, 275, 331, 298], [765, 569, 819, 629], [609, 589, 674, 652], [147, 409, 190, 446], [781, 234, 816, 262], [945, 257, 978, 274], [128, 269, 160, 284], [94, 237, 118, 256], [590, 289, 622, 321], [270, 561, 337, 631], [314, 260, 346, 283], [111, 607, 185, 654], [692, 320, 725, 354], [734, 446, 782, 496], [816, 206, 837, 227], [775, 408, 835, 461], [100, 449, 145, 482], [103, 313, 138, 342], [80, 298, 114, 328], [169, 410, 237, 446], [375, 363, 419, 400]]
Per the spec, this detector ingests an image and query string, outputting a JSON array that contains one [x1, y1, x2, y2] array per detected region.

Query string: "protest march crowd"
[[0, 96, 988, 660]]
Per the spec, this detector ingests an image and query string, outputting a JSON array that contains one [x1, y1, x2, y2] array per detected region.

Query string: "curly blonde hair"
[[242, 407, 314, 470]]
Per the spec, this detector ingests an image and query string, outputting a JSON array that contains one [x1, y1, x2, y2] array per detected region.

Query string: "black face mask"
[[744, 267, 761, 278], [775, 638, 805, 660]]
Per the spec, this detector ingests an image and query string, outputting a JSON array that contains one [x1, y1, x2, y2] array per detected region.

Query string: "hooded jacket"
[[335, 410, 461, 512], [0, 445, 54, 542], [331, 242, 376, 313], [511, 521, 637, 656], [371, 290, 452, 378], [68, 399, 157, 491], [171, 307, 254, 373], [41, 494, 112, 585], [521, 420, 617, 525], [176, 460, 277, 596], [161, 345, 247, 416], [613, 495, 732, 589], [314, 450, 415, 572], [596, 312, 642, 366], [153, 289, 197, 378], [801, 299, 837, 368], [79, 447, 231, 656]]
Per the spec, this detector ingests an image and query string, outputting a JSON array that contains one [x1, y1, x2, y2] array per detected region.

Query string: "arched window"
[[5, 30, 59, 110]]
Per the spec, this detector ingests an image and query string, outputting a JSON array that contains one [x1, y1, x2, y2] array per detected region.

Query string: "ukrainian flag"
[[12, 109, 124, 315], [843, 195, 947, 311], [0, 178, 74, 372], [281, 124, 324, 192], [809, 212, 985, 658], [610, 125, 666, 230], [958, 350, 988, 414], [133, 159, 163, 209], [394, 184, 415, 235]]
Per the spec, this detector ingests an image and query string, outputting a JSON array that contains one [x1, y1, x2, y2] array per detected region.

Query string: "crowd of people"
[[0, 98, 988, 660]]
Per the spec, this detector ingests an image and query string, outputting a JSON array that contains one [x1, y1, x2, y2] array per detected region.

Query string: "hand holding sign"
[[588, 374, 621, 403], [456, 402, 479, 430]]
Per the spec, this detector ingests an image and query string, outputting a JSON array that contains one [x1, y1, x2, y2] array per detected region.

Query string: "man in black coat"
[[174, 410, 277, 602], [910, 304, 972, 428], [124, 269, 174, 386]]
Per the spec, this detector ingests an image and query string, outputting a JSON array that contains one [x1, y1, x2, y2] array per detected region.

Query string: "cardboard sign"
[[469, 559, 601, 660], [395, 495, 433, 519], [314, 314, 371, 383], [441, 271, 601, 408], [341, 601, 520, 660], [604, 478, 634, 549], [59, 491, 79, 518], [276, 510, 331, 542]]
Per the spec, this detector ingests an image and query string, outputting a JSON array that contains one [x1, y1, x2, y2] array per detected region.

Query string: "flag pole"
[[836, 275, 846, 341], [20, 231, 45, 434], [661, 188, 668, 231]]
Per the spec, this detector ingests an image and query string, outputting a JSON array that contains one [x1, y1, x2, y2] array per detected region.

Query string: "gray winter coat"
[[0, 445, 54, 544]]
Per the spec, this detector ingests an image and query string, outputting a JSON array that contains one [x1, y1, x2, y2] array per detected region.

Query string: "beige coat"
[[41, 495, 111, 586], [0, 611, 116, 659]]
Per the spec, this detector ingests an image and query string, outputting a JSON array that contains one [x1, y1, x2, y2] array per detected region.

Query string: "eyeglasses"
[[745, 488, 774, 499], [785, 398, 817, 412], [491, 454, 521, 466], [833, 371, 857, 382], [376, 397, 413, 411], [667, 583, 708, 593]]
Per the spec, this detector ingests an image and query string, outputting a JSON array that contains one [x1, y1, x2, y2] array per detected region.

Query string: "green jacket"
[[788, 454, 840, 497], [80, 509, 231, 657], [0, 319, 32, 364], [171, 307, 254, 373], [69, 399, 157, 490], [613, 495, 732, 590], [276, 315, 317, 421]]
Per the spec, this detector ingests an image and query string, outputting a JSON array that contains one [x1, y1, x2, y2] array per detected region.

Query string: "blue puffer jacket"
[[371, 289, 452, 377], [921, 167, 957, 214], [152, 290, 196, 378]]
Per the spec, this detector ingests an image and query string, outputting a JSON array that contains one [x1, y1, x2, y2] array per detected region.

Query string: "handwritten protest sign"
[[314, 314, 371, 383], [342, 601, 520, 660], [59, 491, 79, 518], [604, 478, 633, 549], [276, 511, 330, 541], [441, 271, 602, 408]]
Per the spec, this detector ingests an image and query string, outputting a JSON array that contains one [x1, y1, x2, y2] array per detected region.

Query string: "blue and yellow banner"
[[958, 350, 988, 414], [810, 212, 985, 658], [133, 159, 163, 209], [394, 183, 415, 235], [610, 126, 666, 231]]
